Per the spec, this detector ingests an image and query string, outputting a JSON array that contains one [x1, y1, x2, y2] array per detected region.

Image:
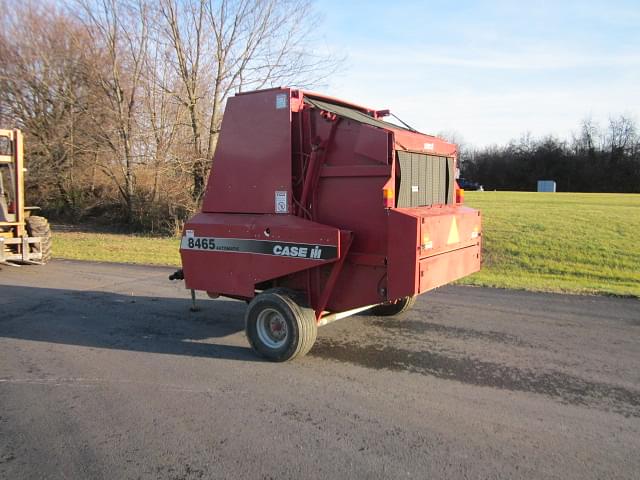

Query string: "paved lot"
[[1, 259, 639, 479]]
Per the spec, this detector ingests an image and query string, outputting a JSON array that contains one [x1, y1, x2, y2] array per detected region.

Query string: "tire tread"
[[245, 289, 317, 361], [370, 296, 416, 316], [26, 215, 52, 264]]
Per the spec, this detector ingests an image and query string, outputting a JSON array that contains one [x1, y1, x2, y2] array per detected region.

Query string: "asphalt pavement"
[[1, 259, 639, 479]]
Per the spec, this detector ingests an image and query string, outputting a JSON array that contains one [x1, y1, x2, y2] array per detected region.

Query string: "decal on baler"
[[275, 93, 288, 109], [275, 191, 288, 213], [180, 236, 337, 261]]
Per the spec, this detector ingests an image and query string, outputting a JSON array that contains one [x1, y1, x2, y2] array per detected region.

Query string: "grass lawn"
[[51, 192, 640, 298], [53, 230, 181, 267], [461, 192, 640, 297]]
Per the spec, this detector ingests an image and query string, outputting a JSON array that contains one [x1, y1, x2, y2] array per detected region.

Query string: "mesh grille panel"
[[397, 151, 454, 207]]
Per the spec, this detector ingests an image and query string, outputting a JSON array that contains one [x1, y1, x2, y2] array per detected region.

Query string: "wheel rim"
[[256, 308, 289, 349]]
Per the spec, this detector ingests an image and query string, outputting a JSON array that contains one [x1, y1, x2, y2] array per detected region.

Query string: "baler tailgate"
[[418, 208, 481, 291], [420, 208, 481, 257], [388, 206, 481, 300], [419, 244, 480, 292]]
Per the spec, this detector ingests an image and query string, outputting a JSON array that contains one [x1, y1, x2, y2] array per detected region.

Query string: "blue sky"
[[315, 0, 640, 146]]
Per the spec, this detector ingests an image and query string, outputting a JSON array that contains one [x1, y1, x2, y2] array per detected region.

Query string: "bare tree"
[[0, 1, 96, 215], [1, 0, 342, 228], [140, 15, 183, 205], [74, 0, 150, 222], [156, 0, 211, 201], [607, 115, 636, 158], [157, 0, 340, 201], [574, 117, 601, 155]]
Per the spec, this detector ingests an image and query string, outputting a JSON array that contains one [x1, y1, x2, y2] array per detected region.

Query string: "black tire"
[[245, 289, 317, 361], [246, 287, 308, 306], [369, 296, 416, 316], [26, 215, 52, 264]]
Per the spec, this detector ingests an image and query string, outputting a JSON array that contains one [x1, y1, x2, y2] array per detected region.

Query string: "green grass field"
[[461, 192, 640, 297], [52, 192, 640, 298], [54, 229, 180, 267]]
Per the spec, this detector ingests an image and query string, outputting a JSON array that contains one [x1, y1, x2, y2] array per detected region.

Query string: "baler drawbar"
[[176, 87, 482, 361]]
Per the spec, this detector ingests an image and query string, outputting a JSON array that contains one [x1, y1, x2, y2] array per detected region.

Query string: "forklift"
[[0, 129, 52, 265]]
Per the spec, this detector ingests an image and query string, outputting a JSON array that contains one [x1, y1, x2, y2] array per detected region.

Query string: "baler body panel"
[[312, 118, 393, 256], [387, 206, 482, 300], [202, 89, 297, 214], [181, 213, 342, 297], [180, 87, 481, 318]]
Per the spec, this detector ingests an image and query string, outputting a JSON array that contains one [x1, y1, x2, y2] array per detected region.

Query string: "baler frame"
[[177, 88, 482, 361]]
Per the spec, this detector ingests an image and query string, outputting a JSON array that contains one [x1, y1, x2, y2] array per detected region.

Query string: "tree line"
[[0, 0, 337, 233], [459, 116, 640, 193], [2, 2, 637, 235]]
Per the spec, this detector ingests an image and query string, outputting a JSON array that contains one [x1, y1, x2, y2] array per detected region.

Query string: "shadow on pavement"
[[0, 285, 257, 362], [2, 282, 639, 418]]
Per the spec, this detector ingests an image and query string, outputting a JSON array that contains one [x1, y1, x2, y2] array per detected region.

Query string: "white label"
[[275, 94, 288, 109], [411, 185, 419, 193], [424, 142, 434, 151], [275, 191, 288, 213], [186, 229, 194, 238]]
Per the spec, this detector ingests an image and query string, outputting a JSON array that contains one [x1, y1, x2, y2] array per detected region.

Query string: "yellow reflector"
[[447, 217, 460, 245]]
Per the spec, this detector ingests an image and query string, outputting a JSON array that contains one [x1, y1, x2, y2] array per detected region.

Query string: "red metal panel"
[[180, 213, 341, 297], [353, 123, 390, 164], [323, 118, 391, 167], [392, 128, 457, 157], [202, 88, 293, 214], [387, 210, 420, 299], [312, 109, 393, 256], [387, 206, 482, 300], [324, 263, 388, 312], [315, 176, 389, 253], [419, 245, 481, 292], [418, 205, 481, 258]]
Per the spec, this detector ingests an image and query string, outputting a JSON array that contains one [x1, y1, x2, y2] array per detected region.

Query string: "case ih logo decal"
[[273, 244, 324, 259], [181, 236, 337, 261]]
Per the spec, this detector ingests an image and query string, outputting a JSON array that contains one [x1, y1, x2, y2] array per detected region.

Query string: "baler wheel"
[[245, 290, 317, 361], [26, 216, 52, 264], [370, 296, 416, 316]]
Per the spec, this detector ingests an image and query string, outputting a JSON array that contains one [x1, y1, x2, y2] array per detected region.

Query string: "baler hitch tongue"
[[169, 269, 184, 281]]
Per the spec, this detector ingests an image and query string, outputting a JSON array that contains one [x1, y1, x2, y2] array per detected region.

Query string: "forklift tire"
[[369, 296, 416, 316], [245, 290, 317, 361], [26, 216, 52, 264]]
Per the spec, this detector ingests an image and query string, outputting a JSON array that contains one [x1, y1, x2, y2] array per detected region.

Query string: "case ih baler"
[[177, 88, 481, 361]]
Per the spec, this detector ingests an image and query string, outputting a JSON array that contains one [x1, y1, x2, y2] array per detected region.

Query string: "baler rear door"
[[387, 206, 481, 299], [417, 206, 481, 292]]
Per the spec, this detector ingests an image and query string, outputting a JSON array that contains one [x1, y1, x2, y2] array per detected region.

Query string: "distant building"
[[537, 180, 556, 192]]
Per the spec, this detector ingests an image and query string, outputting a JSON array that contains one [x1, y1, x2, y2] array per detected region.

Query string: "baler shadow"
[[0, 285, 257, 362], [310, 337, 640, 418]]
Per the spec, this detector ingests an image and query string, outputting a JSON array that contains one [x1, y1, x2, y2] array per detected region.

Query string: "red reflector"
[[456, 188, 465, 204]]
